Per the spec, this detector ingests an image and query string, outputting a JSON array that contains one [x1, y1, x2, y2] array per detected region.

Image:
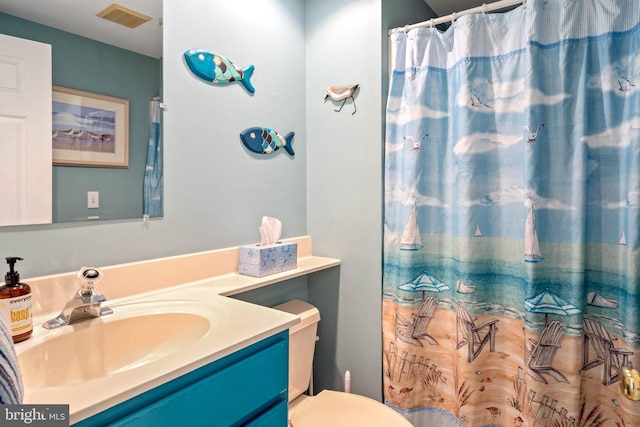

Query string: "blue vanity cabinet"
[[74, 331, 289, 427]]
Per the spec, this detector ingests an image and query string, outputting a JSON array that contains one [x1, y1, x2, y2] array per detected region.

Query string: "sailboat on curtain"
[[400, 201, 423, 250], [620, 231, 627, 246], [474, 225, 482, 237], [524, 205, 543, 262]]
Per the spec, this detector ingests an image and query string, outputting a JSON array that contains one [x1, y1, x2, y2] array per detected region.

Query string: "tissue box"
[[238, 242, 298, 277]]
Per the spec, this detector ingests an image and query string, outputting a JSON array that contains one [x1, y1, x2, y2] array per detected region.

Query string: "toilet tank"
[[273, 300, 321, 402]]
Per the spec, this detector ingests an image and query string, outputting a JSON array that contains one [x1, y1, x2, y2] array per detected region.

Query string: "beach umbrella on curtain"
[[524, 288, 581, 326], [398, 271, 450, 301]]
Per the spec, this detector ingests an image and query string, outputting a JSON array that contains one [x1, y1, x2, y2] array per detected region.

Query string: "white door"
[[0, 33, 52, 226]]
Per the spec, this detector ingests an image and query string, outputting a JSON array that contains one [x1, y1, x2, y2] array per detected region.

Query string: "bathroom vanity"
[[75, 331, 289, 426], [15, 236, 339, 426]]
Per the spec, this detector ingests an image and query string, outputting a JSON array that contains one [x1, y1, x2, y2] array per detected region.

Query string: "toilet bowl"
[[273, 300, 411, 427]]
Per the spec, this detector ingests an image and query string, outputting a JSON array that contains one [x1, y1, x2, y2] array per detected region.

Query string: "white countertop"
[[15, 252, 340, 424]]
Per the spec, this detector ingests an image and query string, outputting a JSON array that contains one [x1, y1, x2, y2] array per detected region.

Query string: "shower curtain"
[[383, 1, 640, 426], [144, 99, 163, 218]]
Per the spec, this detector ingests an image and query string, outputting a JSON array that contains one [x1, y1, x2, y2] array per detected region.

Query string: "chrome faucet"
[[43, 267, 112, 329]]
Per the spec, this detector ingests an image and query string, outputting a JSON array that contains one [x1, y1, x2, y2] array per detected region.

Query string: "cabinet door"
[[110, 337, 288, 426], [0, 34, 52, 226], [244, 400, 288, 427]]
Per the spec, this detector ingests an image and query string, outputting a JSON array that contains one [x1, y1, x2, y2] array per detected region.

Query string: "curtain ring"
[[482, 3, 487, 14], [429, 18, 435, 29], [451, 12, 457, 26]]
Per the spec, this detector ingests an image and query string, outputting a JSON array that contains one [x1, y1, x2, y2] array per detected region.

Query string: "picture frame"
[[52, 86, 129, 167]]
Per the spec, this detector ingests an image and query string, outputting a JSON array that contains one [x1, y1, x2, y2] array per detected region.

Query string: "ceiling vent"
[[97, 3, 152, 29]]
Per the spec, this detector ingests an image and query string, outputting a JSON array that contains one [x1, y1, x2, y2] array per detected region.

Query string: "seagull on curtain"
[[404, 134, 428, 151], [524, 124, 544, 143], [618, 76, 635, 92]]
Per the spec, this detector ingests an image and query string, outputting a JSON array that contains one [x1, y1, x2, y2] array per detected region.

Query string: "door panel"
[[0, 33, 51, 226]]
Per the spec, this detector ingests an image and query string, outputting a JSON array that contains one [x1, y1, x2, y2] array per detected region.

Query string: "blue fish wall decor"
[[240, 127, 295, 156], [184, 49, 255, 93]]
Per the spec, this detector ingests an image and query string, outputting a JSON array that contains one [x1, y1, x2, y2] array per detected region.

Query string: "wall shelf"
[[28, 236, 340, 321], [189, 255, 341, 297]]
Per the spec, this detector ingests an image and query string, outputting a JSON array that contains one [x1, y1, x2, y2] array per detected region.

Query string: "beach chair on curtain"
[[456, 304, 499, 363], [525, 320, 568, 383], [582, 317, 634, 386], [395, 296, 438, 347]]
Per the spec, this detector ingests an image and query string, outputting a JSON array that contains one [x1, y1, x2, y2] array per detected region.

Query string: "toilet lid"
[[289, 390, 412, 427]]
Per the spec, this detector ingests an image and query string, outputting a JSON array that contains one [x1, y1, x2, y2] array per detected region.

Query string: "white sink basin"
[[19, 304, 211, 388], [15, 287, 300, 426]]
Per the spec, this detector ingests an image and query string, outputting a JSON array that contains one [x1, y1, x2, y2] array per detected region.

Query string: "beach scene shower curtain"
[[383, 1, 640, 426], [144, 99, 163, 218]]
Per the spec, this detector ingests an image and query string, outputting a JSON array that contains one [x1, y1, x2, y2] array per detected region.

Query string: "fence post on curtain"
[[383, 1, 640, 426], [143, 98, 163, 218]]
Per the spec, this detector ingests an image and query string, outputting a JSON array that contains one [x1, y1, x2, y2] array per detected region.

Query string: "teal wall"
[[0, 0, 433, 403], [0, 12, 161, 222]]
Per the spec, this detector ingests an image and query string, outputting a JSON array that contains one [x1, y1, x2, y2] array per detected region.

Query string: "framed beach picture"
[[52, 86, 129, 167]]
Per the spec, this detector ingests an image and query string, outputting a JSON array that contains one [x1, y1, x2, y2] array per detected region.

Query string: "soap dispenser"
[[0, 257, 33, 343]]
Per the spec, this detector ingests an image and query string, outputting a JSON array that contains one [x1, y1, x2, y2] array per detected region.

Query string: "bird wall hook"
[[324, 84, 359, 115]]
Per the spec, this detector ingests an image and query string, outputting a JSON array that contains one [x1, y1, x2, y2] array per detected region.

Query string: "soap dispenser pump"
[[0, 257, 33, 342]]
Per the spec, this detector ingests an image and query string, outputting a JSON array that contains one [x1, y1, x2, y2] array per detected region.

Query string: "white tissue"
[[259, 216, 282, 246]]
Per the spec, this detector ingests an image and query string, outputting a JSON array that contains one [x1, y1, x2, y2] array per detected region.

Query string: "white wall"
[[306, 0, 433, 401], [162, 0, 308, 253], [305, 0, 383, 399], [0, 0, 433, 404], [0, 0, 307, 279]]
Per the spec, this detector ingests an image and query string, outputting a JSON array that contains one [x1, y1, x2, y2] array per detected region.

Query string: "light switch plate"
[[87, 191, 99, 209]]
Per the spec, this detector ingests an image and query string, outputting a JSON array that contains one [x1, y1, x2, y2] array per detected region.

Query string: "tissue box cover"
[[238, 242, 298, 277]]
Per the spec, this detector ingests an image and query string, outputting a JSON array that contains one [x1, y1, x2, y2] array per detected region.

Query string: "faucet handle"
[[77, 267, 103, 294]]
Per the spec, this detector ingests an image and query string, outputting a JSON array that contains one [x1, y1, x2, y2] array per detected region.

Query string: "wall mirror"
[[0, 0, 163, 223]]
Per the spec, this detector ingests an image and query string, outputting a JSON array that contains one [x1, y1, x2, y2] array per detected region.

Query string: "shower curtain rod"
[[389, 0, 524, 35]]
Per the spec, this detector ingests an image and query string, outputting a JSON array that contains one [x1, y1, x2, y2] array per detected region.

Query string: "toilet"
[[273, 300, 412, 427]]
